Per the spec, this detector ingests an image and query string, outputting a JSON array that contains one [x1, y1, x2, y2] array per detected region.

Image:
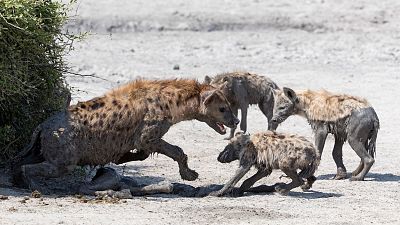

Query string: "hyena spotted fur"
[[272, 88, 379, 181], [204, 72, 279, 139], [12, 79, 239, 193], [211, 131, 319, 197]]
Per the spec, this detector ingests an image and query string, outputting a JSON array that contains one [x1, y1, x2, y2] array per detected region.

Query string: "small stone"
[[74, 194, 83, 199], [23, 196, 30, 200], [8, 207, 17, 212], [31, 190, 42, 198], [20, 199, 26, 204], [173, 64, 180, 70], [0, 195, 9, 200]]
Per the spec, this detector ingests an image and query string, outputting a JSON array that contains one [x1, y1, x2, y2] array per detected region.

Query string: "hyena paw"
[[301, 183, 312, 191], [334, 169, 347, 180], [274, 184, 289, 195], [179, 168, 198, 181], [350, 176, 364, 181]]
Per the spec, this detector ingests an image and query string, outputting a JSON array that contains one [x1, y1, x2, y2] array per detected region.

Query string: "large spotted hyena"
[[12, 79, 239, 192], [271, 88, 379, 181], [204, 72, 279, 139]]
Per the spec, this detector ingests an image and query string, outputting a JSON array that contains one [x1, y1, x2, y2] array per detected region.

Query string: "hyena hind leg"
[[301, 175, 317, 191], [22, 161, 74, 194], [348, 137, 374, 181], [275, 168, 304, 195]]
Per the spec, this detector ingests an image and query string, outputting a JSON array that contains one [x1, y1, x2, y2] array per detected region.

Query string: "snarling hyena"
[[271, 88, 380, 181], [12, 79, 239, 192], [204, 72, 279, 139], [210, 131, 319, 197]]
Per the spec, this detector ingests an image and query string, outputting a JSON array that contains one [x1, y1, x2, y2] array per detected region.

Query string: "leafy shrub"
[[0, 0, 78, 164]]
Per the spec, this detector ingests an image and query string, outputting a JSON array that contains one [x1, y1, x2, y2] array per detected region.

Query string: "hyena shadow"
[[317, 173, 400, 182], [281, 190, 343, 199], [114, 164, 166, 185], [236, 185, 342, 199]]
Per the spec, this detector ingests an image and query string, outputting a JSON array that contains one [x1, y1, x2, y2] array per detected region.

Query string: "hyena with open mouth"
[[272, 88, 379, 181], [12, 79, 239, 193]]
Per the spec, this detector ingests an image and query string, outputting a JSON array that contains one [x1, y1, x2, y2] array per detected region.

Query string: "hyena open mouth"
[[216, 122, 226, 134]]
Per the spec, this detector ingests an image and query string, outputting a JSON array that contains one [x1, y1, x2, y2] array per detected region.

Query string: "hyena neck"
[[173, 97, 202, 123], [296, 92, 315, 120], [170, 84, 214, 123]]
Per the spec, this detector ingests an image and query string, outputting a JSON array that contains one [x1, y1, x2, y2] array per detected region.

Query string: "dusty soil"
[[1, 0, 400, 224]]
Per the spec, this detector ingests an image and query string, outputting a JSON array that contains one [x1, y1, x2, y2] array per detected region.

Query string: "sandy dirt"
[[1, 0, 400, 224]]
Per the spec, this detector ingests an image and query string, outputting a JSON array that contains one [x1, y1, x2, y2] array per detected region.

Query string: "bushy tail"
[[368, 120, 379, 159], [299, 153, 320, 179]]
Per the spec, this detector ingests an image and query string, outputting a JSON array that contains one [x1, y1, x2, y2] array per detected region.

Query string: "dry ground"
[[1, 0, 400, 224]]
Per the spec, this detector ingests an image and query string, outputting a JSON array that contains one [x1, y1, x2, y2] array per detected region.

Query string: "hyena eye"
[[219, 107, 226, 113], [278, 106, 285, 110]]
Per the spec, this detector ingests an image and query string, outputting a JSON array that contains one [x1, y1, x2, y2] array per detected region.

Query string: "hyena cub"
[[210, 131, 320, 197], [204, 72, 279, 139], [272, 88, 379, 181]]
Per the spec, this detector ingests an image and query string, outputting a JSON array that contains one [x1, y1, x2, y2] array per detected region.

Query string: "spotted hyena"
[[210, 131, 319, 197], [204, 72, 279, 139], [271, 88, 379, 181], [12, 79, 239, 192]]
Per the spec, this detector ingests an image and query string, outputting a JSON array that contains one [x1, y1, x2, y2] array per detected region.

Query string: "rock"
[[173, 64, 180, 70], [31, 190, 42, 198]]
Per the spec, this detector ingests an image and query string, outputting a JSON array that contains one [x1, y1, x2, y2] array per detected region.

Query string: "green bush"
[[0, 0, 79, 164]]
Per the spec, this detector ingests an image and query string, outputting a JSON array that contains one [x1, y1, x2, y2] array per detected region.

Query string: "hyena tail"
[[11, 125, 45, 187], [368, 120, 379, 159], [298, 154, 320, 179]]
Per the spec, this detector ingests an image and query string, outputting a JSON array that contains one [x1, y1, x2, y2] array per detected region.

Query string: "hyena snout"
[[233, 117, 240, 126], [271, 115, 286, 124], [224, 113, 240, 128], [217, 146, 239, 163]]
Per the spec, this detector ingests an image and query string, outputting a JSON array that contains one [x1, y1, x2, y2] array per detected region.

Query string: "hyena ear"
[[283, 87, 299, 103], [202, 90, 218, 106], [204, 76, 212, 84], [217, 81, 228, 90]]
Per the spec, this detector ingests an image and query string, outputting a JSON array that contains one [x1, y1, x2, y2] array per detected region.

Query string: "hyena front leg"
[[314, 124, 328, 159], [226, 106, 239, 140], [209, 165, 251, 197], [233, 169, 271, 196], [332, 135, 347, 180], [153, 139, 198, 181], [239, 104, 249, 133], [138, 121, 198, 181], [259, 98, 277, 131]]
